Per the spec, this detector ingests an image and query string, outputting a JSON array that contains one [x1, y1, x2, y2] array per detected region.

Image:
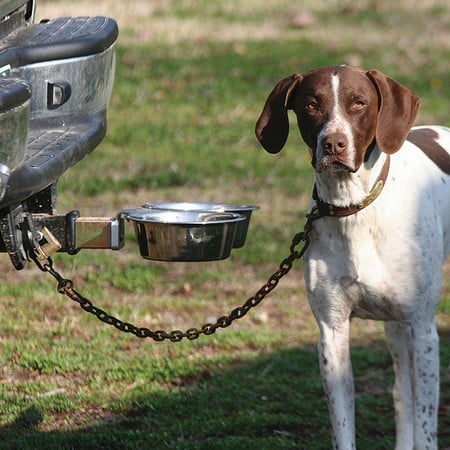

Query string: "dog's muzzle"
[[316, 133, 356, 172]]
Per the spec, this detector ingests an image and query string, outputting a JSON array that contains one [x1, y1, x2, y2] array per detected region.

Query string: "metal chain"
[[35, 214, 317, 342]]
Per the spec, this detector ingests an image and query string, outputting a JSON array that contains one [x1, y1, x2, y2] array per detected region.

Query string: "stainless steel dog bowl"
[[143, 202, 259, 248], [122, 208, 245, 262]]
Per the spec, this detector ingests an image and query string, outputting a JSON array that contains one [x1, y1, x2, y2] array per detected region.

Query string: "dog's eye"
[[305, 101, 319, 112], [352, 100, 366, 109]]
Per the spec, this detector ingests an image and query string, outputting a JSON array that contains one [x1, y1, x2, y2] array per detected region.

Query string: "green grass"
[[0, 1, 449, 449]]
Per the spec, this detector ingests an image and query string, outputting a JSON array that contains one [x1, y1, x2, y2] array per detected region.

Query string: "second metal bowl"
[[143, 202, 259, 248]]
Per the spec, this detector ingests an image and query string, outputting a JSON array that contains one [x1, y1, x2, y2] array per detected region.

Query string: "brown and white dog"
[[255, 65, 450, 449]]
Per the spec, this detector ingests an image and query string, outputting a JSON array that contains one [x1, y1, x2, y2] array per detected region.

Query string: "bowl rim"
[[142, 201, 260, 212], [122, 208, 246, 225]]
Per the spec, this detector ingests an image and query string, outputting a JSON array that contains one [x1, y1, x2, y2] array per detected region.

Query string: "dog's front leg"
[[318, 319, 356, 450]]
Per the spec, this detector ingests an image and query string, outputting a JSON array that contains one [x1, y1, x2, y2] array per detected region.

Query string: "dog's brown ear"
[[367, 70, 420, 154], [255, 74, 302, 153]]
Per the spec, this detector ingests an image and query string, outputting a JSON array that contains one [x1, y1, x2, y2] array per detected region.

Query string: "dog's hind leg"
[[385, 322, 415, 449], [411, 319, 439, 450], [385, 320, 439, 450], [317, 319, 356, 450]]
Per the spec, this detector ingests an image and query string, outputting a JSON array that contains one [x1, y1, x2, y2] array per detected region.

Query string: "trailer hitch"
[[0, 206, 124, 270]]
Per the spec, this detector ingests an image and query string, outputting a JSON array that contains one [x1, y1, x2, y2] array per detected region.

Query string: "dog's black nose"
[[322, 133, 347, 155]]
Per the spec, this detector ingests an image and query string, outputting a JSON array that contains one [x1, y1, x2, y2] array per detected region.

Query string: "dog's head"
[[255, 65, 420, 173]]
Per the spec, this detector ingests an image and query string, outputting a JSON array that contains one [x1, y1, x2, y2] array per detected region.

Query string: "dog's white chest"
[[304, 212, 424, 323]]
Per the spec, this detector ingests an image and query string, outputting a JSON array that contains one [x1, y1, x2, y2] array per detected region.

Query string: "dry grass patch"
[[37, 0, 450, 52]]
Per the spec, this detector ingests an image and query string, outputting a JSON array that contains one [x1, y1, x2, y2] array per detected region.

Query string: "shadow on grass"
[[0, 337, 449, 450]]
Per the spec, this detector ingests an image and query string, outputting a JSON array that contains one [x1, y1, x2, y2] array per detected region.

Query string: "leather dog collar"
[[312, 154, 390, 218]]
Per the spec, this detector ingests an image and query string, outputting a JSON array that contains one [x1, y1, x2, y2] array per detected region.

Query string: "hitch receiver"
[[75, 216, 124, 250], [34, 211, 125, 254]]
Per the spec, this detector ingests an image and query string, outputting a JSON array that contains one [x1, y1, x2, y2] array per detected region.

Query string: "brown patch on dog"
[[407, 128, 450, 175]]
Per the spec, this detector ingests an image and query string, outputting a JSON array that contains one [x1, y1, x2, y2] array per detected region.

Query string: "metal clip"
[[35, 227, 62, 260]]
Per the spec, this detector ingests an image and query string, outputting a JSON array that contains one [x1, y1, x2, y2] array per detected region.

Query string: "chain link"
[[36, 215, 316, 342]]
